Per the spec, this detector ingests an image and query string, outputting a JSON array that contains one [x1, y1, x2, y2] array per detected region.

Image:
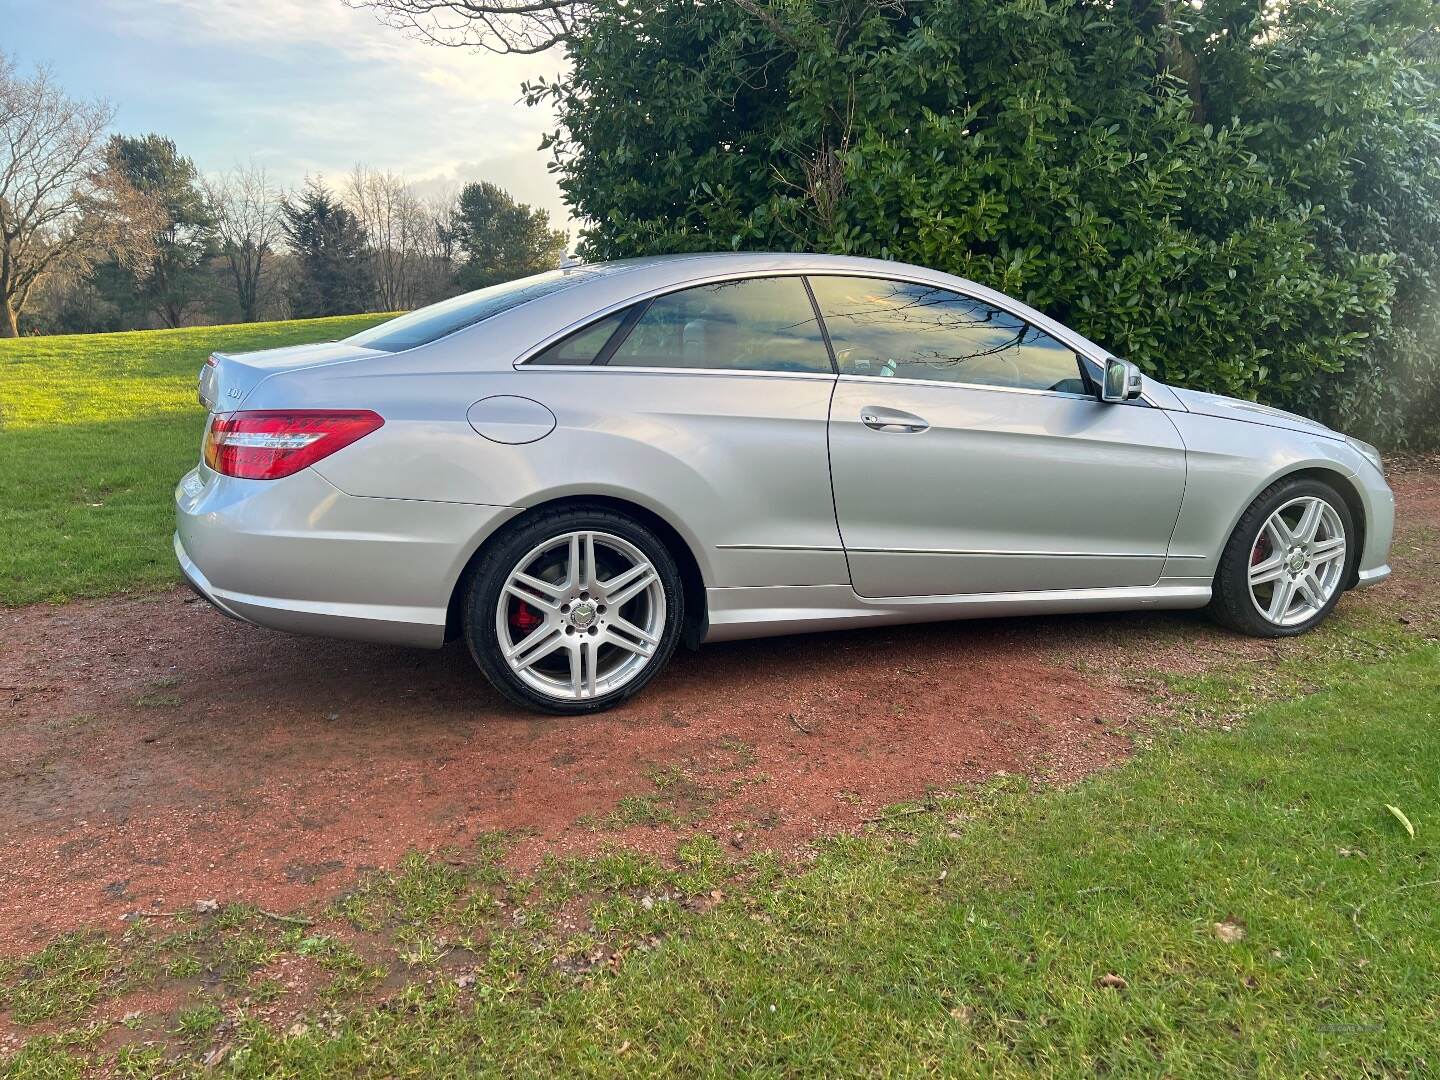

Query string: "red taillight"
[[203, 410, 384, 480]]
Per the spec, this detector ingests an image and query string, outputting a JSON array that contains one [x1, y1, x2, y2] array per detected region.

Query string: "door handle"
[[861, 409, 929, 434]]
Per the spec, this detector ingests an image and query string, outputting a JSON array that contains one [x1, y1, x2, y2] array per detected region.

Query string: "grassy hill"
[[0, 314, 391, 606]]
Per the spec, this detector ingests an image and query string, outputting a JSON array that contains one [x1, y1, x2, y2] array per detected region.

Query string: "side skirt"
[[702, 581, 1212, 643]]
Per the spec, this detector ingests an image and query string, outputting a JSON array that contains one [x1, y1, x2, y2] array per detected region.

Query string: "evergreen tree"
[[99, 134, 217, 328], [450, 181, 566, 290], [281, 179, 373, 318]]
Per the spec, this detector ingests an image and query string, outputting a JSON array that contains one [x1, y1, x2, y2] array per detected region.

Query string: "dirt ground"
[[2, 461, 1437, 957]]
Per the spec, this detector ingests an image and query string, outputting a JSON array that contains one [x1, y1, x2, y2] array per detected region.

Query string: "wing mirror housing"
[[1100, 357, 1144, 402]]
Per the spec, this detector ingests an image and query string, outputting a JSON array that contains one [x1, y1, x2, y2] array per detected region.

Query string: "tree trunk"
[[0, 250, 18, 336], [242, 252, 264, 322], [1132, 0, 1207, 122]]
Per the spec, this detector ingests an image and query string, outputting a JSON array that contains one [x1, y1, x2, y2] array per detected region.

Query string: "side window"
[[808, 276, 1087, 394], [605, 277, 832, 374], [528, 311, 629, 366]]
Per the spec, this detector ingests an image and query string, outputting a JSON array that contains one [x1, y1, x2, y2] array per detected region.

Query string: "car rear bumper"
[[175, 466, 521, 649]]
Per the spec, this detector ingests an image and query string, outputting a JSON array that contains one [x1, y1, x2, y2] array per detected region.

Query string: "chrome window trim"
[[518, 358, 1158, 404], [514, 267, 1096, 363], [836, 372, 1094, 403], [838, 365, 1158, 409], [512, 267, 1159, 407], [513, 364, 839, 383]]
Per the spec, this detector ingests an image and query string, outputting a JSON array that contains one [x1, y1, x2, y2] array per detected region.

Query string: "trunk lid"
[[197, 341, 382, 411]]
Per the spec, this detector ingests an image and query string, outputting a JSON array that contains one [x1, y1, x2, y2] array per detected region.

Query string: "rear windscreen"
[[345, 270, 593, 353]]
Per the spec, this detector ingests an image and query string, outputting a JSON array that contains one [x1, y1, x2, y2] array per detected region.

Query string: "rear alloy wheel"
[[1209, 478, 1355, 637], [465, 510, 683, 714]]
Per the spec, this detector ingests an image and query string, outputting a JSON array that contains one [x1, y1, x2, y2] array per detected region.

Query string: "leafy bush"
[[529, 0, 1440, 445]]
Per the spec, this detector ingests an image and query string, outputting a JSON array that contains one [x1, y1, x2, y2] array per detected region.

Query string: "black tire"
[[1208, 476, 1357, 638], [463, 506, 684, 715]]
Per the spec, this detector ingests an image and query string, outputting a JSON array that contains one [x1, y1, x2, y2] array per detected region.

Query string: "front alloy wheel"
[[465, 509, 683, 714], [1246, 496, 1347, 627], [1209, 477, 1355, 638]]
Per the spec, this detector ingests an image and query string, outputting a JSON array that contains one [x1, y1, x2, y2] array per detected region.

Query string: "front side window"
[[808, 276, 1086, 394], [348, 270, 590, 354], [605, 277, 832, 374]]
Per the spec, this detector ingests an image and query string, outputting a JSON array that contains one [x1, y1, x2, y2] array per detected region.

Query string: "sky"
[[3, 0, 574, 234]]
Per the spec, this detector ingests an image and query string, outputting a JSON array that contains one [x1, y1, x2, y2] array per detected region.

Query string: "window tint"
[[347, 270, 589, 353], [528, 311, 628, 366], [809, 276, 1086, 394], [605, 277, 831, 374]]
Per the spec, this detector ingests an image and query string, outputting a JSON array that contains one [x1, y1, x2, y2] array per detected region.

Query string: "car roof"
[[575, 250, 975, 284]]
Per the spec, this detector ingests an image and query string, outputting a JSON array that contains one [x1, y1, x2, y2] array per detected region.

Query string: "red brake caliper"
[[510, 602, 542, 634], [1252, 534, 1270, 566]]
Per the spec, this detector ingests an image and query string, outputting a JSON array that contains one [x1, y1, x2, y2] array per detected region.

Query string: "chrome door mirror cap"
[[1101, 357, 1144, 403]]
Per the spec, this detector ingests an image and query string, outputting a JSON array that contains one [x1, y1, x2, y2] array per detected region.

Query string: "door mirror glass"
[[1101, 357, 1143, 402]]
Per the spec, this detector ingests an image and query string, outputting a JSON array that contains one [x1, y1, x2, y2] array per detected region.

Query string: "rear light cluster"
[[203, 410, 384, 480]]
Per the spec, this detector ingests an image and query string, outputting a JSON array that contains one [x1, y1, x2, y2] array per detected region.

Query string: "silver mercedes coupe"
[[176, 253, 1394, 713]]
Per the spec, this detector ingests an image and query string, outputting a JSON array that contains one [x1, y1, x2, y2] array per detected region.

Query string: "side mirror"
[[1100, 357, 1144, 403]]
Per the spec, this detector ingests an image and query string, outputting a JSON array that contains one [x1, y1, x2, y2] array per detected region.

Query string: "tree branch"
[[344, 0, 589, 54]]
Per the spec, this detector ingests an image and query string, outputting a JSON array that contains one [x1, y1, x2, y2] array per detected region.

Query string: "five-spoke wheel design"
[[1246, 496, 1347, 627], [496, 529, 667, 703]]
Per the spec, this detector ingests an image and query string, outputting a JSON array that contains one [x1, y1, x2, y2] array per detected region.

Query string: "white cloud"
[[100, 0, 555, 99], [96, 0, 573, 224], [99, 0, 553, 86]]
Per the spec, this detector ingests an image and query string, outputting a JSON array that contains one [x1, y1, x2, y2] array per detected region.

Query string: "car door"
[[810, 275, 1186, 598]]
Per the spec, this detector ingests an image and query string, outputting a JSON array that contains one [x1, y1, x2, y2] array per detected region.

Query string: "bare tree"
[[346, 1, 910, 54], [411, 187, 461, 304], [0, 54, 117, 336], [345, 0, 590, 54], [205, 163, 285, 322], [345, 165, 434, 310]]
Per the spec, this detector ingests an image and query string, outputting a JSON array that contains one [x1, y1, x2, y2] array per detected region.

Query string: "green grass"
[[5, 632, 1437, 1076], [242, 647, 1440, 1077], [0, 932, 113, 1025], [173, 1002, 223, 1041], [0, 314, 391, 606]]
